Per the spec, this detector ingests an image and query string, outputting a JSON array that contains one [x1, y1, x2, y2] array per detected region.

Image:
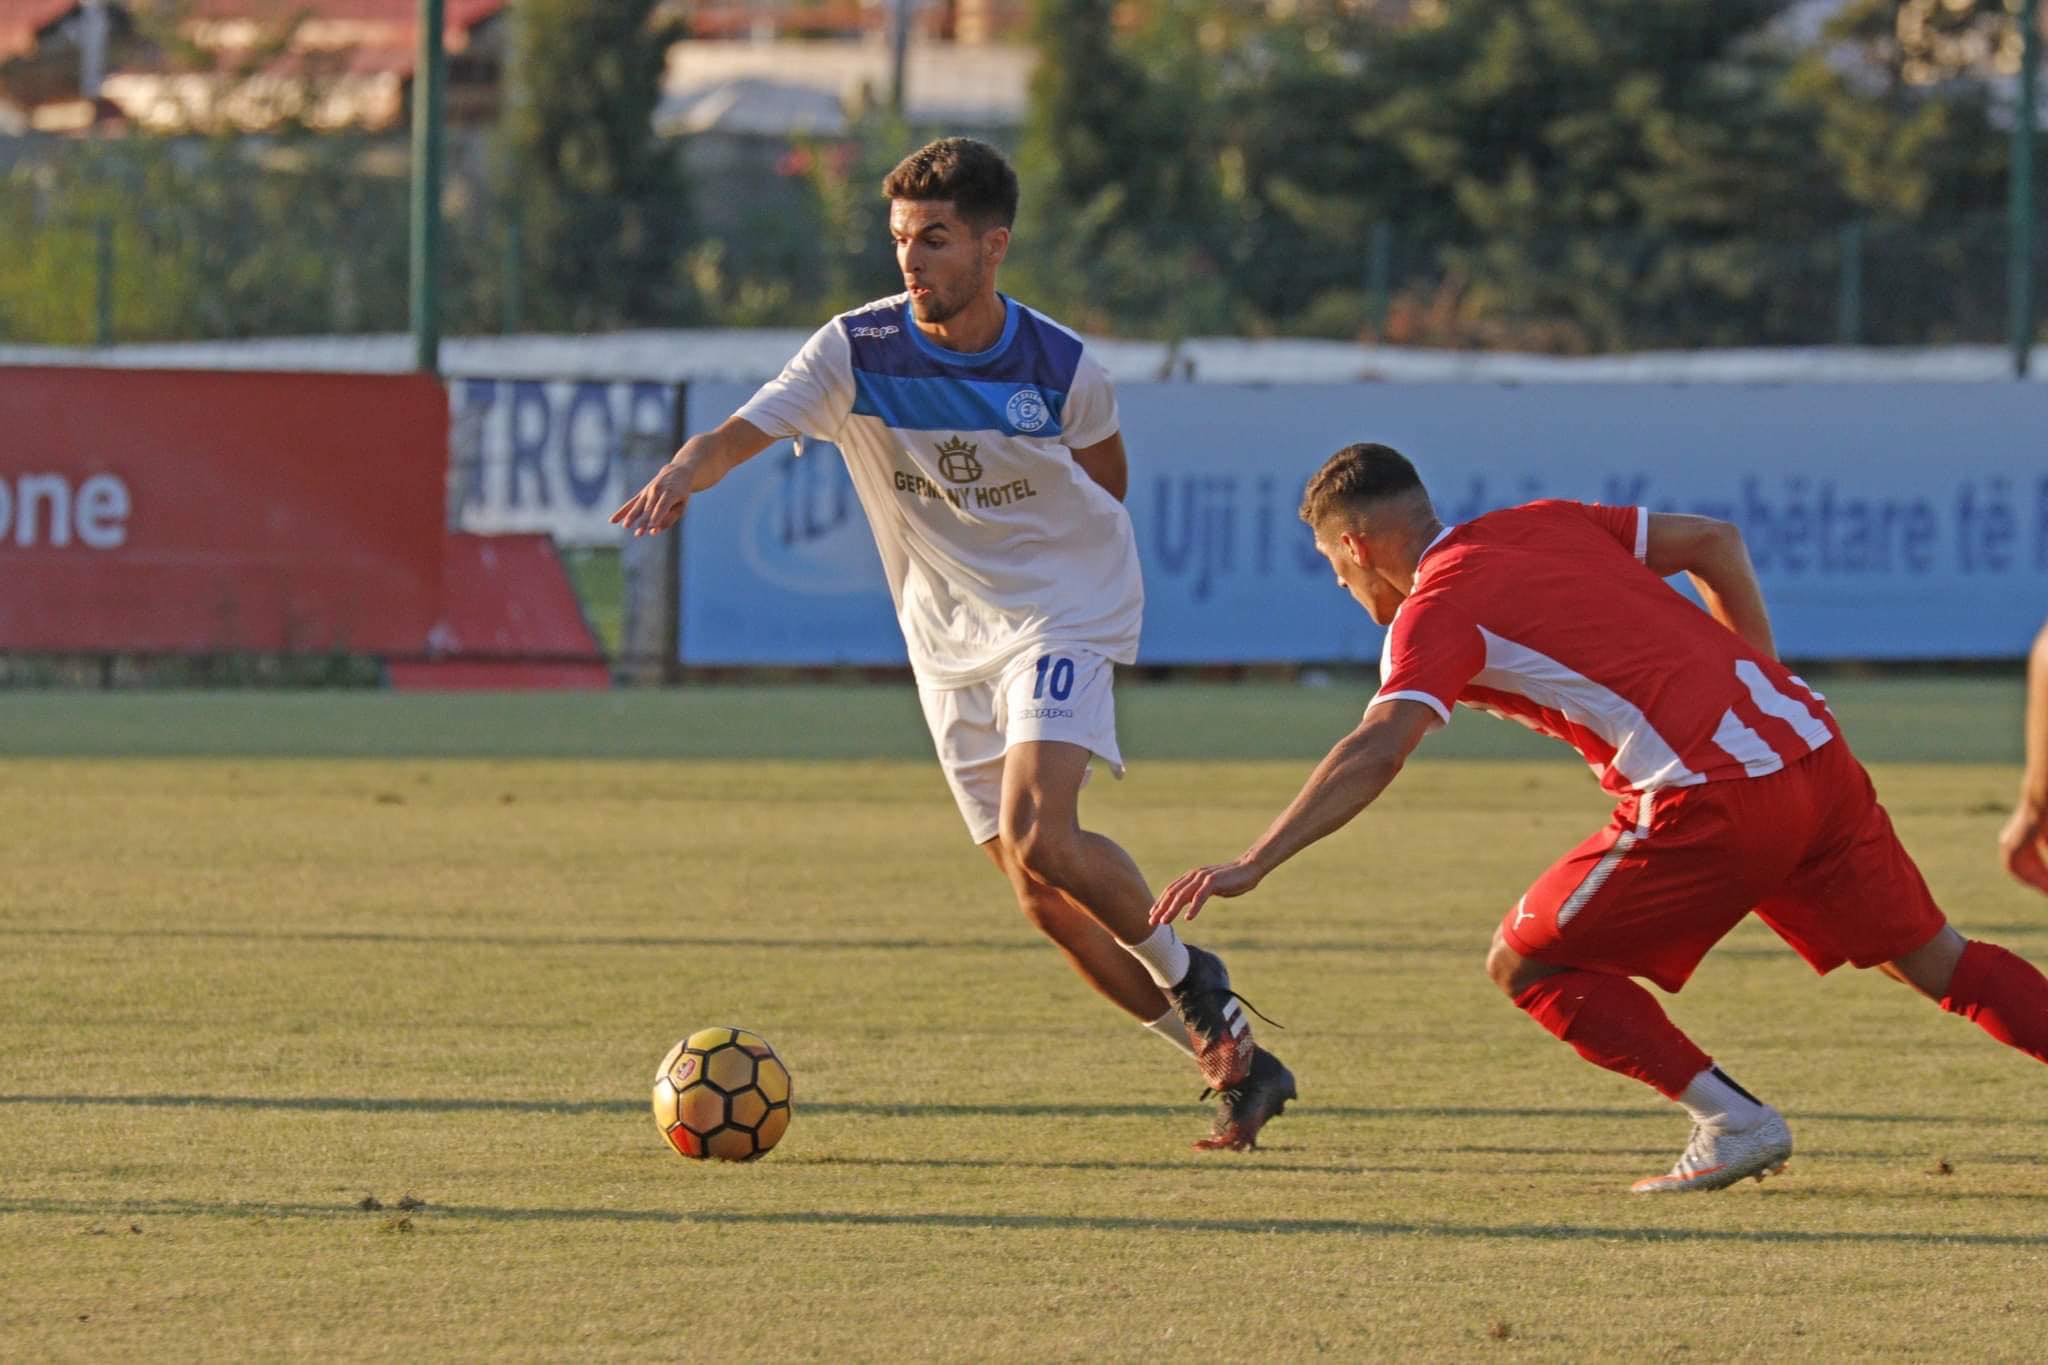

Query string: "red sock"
[[1941, 941, 2048, 1065], [1514, 971, 1712, 1099]]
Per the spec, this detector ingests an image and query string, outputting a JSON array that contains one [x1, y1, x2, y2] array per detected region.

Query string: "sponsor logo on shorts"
[[1020, 706, 1076, 720]]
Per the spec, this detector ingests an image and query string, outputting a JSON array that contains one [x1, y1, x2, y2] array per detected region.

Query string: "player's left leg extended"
[[1755, 739, 2048, 1068], [979, 834, 1193, 1057], [1920, 933, 2048, 1064], [998, 735, 1296, 1151], [917, 673, 1193, 1057], [1876, 926, 2048, 1064]]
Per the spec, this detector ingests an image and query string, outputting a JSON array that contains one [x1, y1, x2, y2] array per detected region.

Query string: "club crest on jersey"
[[1005, 387, 1049, 433], [935, 436, 983, 484]]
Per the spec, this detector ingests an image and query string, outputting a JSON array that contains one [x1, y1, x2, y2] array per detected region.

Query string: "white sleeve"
[[735, 321, 855, 443], [1060, 351, 1119, 449]]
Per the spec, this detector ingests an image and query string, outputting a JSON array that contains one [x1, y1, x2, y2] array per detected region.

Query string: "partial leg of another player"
[[999, 737, 1296, 1150]]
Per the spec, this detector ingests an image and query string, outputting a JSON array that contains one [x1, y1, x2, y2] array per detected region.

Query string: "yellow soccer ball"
[[651, 1027, 793, 1161]]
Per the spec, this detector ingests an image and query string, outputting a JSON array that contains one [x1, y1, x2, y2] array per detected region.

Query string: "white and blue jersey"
[[736, 293, 1142, 688]]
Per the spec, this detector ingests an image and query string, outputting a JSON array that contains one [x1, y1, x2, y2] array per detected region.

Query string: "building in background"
[[0, 1, 508, 134], [0, 0, 1040, 136]]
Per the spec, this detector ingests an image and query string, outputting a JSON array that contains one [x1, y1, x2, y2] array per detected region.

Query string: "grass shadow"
[[8, 1194, 2047, 1249], [2, 1093, 2042, 1128], [0, 926, 1475, 958]]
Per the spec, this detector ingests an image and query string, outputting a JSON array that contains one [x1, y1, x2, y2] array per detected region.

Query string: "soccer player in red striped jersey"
[[1152, 442, 2048, 1193]]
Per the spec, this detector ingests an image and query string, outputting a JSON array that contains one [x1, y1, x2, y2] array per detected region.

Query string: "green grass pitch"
[[3, 679, 2045, 1360]]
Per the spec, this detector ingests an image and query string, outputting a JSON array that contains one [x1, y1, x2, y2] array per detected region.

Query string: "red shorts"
[[1499, 738, 1947, 992]]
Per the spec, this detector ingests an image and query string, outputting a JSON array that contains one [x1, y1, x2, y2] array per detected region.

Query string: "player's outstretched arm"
[[1644, 512, 1776, 659], [1150, 699, 1437, 925], [2001, 621, 2048, 895], [611, 416, 775, 536]]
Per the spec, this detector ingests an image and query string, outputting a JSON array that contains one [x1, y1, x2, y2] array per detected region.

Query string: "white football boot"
[[1630, 1106, 1793, 1194]]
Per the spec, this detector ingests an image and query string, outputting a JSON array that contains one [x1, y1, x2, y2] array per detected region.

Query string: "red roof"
[[1, 1, 506, 61], [173, 1, 504, 27], [0, 1, 77, 60]]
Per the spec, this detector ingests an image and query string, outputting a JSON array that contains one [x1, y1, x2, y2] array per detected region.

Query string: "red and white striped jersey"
[[1370, 500, 1837, 796]]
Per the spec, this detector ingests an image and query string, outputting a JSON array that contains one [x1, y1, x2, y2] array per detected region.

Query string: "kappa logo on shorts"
[[1005, 387, 1049, 433]]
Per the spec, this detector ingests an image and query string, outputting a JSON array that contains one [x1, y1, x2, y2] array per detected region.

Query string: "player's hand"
[[1150, 859, 1263, 926], [611, 461, 693, 537], [2000, 800, 2048, 896]]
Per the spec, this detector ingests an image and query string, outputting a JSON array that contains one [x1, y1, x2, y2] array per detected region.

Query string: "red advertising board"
[[0, 367, 446, 653]]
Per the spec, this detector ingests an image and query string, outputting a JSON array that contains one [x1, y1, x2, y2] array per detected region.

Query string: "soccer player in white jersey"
[[613, 137, 1294, 1150], [1152, 442, 2048, 1189]]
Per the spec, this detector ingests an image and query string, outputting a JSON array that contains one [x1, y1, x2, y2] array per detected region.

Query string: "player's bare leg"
[[1880, 923, 2048, 1065], [1486, 928, 1791, 1193], [998, 739, 1296, 1149], [980, 836, 1195, 1056]]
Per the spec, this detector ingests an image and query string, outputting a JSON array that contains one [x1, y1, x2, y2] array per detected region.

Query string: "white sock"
[[1143, 1008, 1197, 1058], [1677, 1066, 1767, 1132], [1123, 924, 1192, 990]]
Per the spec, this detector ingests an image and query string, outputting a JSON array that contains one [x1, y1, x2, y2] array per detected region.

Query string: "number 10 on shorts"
[[1033, 655, 1075, 701]]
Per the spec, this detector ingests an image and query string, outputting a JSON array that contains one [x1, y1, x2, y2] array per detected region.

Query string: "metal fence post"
[[1366, 221, 1392, 335], [2013, 0, 2040, 378], [93, 216, 113, 347], [1837, 220, 1864, 346], [411, 0, 446, 373]]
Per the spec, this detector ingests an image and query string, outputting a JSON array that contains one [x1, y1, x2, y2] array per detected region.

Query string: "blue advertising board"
[[680, 382, 2048, 664]]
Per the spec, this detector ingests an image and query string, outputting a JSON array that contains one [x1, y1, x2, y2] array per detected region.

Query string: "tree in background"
[[1783, 0, 2017, 342], [1342, 0, 1845, 350], [502, 0, 692, 330], [1, 0, 2031, 350], [1198, 3, 1421, 337], [0, 0, 509, 346], [1007, 0, 1230, 341]]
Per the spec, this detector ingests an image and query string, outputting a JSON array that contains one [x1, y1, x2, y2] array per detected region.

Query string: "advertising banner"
[[0, 367, 446, 653], [448, 377, 680, 545], [680, 382, 2048, 664]]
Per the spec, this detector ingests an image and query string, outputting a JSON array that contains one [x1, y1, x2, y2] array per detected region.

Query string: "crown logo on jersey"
[[934, 436, 983, 485]]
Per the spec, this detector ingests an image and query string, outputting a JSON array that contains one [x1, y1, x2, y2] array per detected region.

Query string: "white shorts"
[[917, 648, 1126, 845]]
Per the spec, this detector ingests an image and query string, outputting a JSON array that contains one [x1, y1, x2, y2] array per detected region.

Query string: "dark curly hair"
[[881, 138, 1019, 232]]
